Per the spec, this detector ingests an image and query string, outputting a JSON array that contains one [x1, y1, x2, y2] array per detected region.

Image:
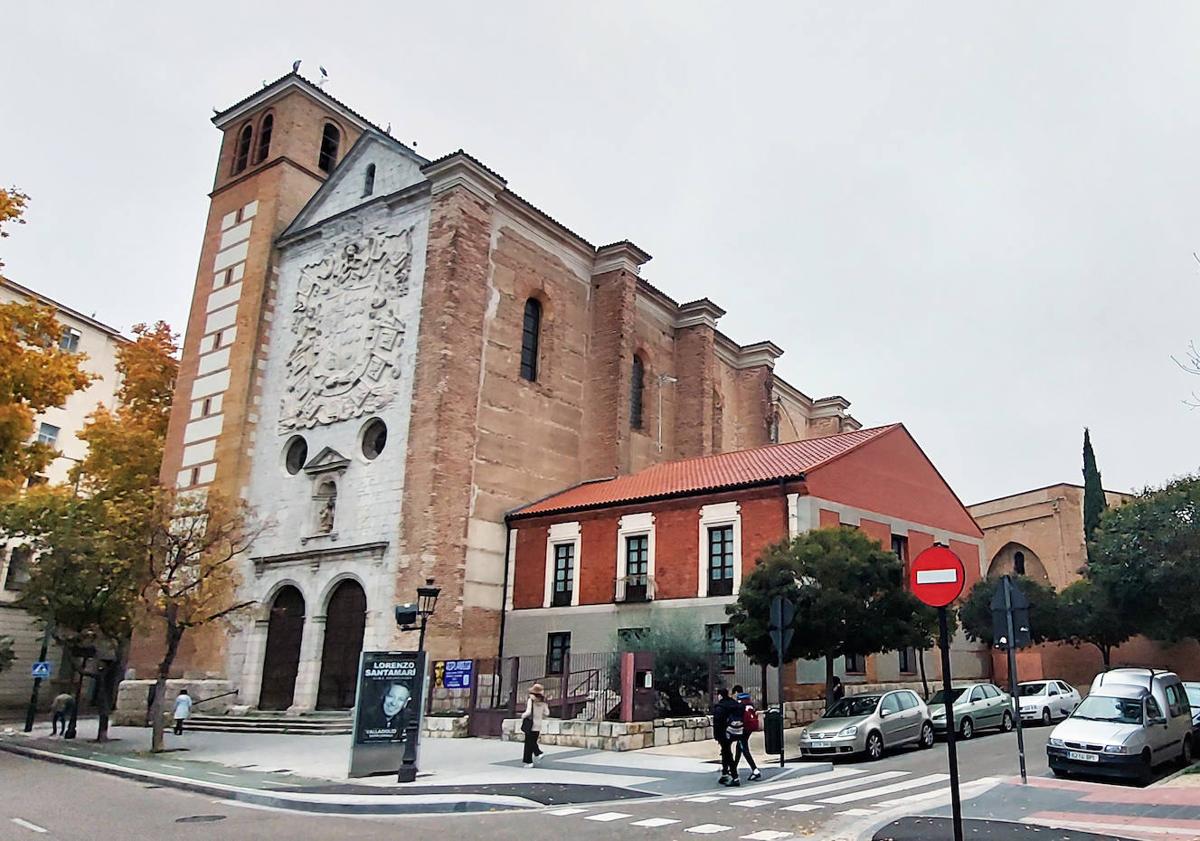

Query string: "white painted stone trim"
[[190, 368, 231, 400], [204, 304, 238, 335], [504, 528, 518, 612], [206, 281, 243, 313], [616, 512, 655, 599], [697, 501, 742, 598], [197, 347, 231, 376], [514, 594, 737, 618], [180, 439, 216, 468], [801, 496, 984, 549], [183, 413, 224, 445], [544, 521, 582, 608], [219, 220, 253, 252], [213, 240, 250, 273]]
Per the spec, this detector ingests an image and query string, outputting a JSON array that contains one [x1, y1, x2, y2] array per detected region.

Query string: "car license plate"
[[1067, 750, 1098, 763], [810, 741, 831, 748]]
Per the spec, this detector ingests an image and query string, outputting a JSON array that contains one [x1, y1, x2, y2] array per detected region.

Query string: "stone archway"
[[987, 542, 1050, 584], [259, 586, 306, 710], [316, 579, 367, 710]]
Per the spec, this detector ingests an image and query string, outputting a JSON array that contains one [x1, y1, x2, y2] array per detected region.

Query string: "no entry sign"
[[909, 546, 966, 608]]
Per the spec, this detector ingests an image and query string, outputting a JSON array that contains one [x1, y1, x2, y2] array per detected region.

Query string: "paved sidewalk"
[[0, 718, 818, 815]]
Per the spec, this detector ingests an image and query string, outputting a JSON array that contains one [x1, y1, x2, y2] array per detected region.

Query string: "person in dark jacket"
[[712, 687, 746, 786]]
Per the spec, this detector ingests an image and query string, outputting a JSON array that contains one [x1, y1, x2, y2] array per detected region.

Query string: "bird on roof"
[[318, 65, 329, 88], [292, 59, 302, 73]]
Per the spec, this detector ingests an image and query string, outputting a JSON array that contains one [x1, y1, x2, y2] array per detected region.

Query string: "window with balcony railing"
[[619, 534, 651, 602]]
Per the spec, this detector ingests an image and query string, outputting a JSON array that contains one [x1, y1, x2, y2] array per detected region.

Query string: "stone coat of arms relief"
[[281, 222, 416, 430]]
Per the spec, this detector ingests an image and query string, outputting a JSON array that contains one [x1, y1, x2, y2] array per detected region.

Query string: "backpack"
[[742, 701, 760, 733]]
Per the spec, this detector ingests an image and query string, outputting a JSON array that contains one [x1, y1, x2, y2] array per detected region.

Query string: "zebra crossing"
[[544, 767, 954, 834]]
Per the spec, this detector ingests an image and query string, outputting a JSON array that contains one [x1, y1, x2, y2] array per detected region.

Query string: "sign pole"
[[777, 646, 786, 769], [23, 624, 53, 733], [939, 607, 964, 841], [1003, 576, 1028, 784]]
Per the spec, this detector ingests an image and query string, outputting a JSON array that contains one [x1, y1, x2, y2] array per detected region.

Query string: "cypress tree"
[[1082, 427, 1107, 546]]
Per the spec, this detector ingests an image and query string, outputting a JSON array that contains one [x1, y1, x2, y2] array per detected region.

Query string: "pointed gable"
[[303, 446, 350, 475], [803, 425, 982, 537], [281, 132, 429, 239]]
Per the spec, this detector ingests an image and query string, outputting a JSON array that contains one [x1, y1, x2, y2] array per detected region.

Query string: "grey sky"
[[4, 2, 1198, 503]]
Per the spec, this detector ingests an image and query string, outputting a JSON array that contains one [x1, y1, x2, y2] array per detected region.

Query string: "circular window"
[[284, 436, 308, 475], [361, 419, 387, 460]]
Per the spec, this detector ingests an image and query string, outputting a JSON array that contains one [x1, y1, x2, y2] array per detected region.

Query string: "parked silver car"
[[1017, 679, 1081, 725], [1183, 682, 1200, 734], [1047, 669, 1194, 783], [799, 689, 934, 761], [928, 682, 1014, 739]]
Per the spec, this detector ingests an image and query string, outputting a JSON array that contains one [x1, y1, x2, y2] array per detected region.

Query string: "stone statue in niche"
[[315, 480, 337, 534], [281, 222, 415, 431]]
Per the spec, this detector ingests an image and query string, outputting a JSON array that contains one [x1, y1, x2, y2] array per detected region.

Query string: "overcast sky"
[[4, 2, 1198, 503]]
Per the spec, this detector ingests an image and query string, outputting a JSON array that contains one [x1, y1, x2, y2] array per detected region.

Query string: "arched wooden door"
[[317, 579, 367, 710], [259, 586, 305, 711]]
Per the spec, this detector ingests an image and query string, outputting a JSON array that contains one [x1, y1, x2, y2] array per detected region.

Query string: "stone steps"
[[184, 713, 353, 735]]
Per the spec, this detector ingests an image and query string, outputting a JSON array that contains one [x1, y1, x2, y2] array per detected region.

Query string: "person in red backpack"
[[732, 686, 761, 780]]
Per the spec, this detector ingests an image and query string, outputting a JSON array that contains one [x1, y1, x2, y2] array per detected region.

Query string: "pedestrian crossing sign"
[[31, 661, 51, 678]]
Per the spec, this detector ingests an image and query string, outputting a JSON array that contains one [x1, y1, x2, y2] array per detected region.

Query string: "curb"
[[0, 741, 541, 815]]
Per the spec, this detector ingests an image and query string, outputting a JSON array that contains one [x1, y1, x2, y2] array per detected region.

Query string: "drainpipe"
[[497, 517, 514, 662]]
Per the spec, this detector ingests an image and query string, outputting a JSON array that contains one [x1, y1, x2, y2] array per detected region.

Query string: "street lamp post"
[[397, 579, 440, 783]]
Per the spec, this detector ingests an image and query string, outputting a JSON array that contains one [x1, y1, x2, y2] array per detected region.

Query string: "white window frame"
[[36, 422, 60, 447], [697, 501, 742, 598], [544, 521, 581, 608], [616, 512, 655, 602]]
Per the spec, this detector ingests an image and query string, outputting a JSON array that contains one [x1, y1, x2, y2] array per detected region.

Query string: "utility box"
[[764, 706, 784, 755], [632, 651, 657, 721]]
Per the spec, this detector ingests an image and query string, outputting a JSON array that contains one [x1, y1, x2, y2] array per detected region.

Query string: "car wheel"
[[1181, 735, 1194, 768], [1001, 711, 1014, 733], [1138, 749, 1154, 785], [919, 722, 935, 749], [960, 717, 974, 740], [866, 731, 884, 761], [1041, 708, 1052, 726]]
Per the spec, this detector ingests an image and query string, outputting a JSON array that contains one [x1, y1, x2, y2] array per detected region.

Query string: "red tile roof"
[[513, 425, 900, 518]]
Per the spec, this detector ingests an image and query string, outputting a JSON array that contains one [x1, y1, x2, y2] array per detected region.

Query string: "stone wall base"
[[421, 715, 469, 738], [113, 679, 235, 726]]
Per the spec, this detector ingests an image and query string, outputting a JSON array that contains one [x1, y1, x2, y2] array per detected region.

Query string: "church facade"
[[140, 73, 861, 711]]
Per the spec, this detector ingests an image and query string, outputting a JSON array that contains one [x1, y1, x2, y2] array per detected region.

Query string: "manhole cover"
[[175, 815, 227, 824]]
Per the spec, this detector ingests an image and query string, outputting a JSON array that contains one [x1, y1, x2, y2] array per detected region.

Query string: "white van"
[[1047, 668, 1194, 783]]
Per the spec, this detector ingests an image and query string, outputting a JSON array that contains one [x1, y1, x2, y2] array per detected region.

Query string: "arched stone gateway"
[[986, 542, 1050, 583], [259, 586, 306, 710], [317, 579, 367, 710]]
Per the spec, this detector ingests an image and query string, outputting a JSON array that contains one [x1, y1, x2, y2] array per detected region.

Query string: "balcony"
[[615, 574, 654, 603]]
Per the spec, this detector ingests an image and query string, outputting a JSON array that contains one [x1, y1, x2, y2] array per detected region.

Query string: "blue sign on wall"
[[31, 661, 51, 679], [438, 659, 473, 689]]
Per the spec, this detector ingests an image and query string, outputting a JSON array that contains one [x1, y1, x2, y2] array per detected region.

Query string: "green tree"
[[613, 617, 711, 716], [1087, 475, 1200, 643], [1082, 428, 1108, 548], [728, 527, 927, 705], [958, 575, 1062, 647], [1059, 578, 1133, 670]]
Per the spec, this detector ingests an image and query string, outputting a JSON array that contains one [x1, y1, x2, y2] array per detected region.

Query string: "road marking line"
[[742, 833, 793, 841], [585, 812, 632, 822], [730, 799, 773, 807], [160, 764, 186, 770], [1020, 817, 1200, 836], [11, 819, 48, 833], [768, 771, 908, 801], [874, 784, 950, 809], [836, 808, 878, 816], [686, 825, 734, 834], [780, 804, 822, 813], [632, 818, 681, 827], [818, 773, 949, 805], [547, 807, 588, 816], [686, 795, 722, 803], [717, 767, 866, 797], [206, 772, 238, 779]]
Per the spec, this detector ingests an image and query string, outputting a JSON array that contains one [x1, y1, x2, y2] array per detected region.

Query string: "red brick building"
[[503, 424, 989, 691]]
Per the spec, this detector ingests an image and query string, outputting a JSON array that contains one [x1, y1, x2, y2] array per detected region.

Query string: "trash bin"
[[764, 706, 783, 755]]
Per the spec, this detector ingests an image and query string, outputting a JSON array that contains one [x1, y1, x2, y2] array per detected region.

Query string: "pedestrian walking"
[[50, 692, 74, 736], [172, 689, 193, 735], [731, 686, 761, 781], [712, 687, 746, 786], [520, 683, 549, 767], [831, 675, 845, 703]]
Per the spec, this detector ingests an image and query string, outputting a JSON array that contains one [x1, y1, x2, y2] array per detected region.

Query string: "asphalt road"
[[0, 724, 1106, 841]]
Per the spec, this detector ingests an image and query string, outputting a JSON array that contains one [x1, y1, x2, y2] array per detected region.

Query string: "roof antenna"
[[318, 66, 329, 88], [292, 59, 302, 74], [385, 122, 392, 135]]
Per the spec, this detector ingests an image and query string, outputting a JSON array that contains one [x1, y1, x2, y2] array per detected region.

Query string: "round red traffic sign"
[[909, 546, 966, 608]]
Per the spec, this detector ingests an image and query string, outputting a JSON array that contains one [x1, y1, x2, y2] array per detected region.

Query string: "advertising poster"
[[349, 650, 426, 777], [433, 659, 474, 690]]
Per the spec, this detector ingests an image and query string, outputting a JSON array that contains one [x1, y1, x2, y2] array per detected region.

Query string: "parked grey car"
[[928, 682, 1014, 739], [799, 689, 934, 761]]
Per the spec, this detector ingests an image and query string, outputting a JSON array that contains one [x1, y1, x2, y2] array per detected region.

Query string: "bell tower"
[[148, 72, 370, 676]]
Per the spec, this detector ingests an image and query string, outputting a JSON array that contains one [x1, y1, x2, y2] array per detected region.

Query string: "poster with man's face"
[[354, 652, 421, 745]]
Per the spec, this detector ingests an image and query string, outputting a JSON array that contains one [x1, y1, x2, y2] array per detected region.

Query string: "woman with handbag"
[[521, 683, 550, 767]]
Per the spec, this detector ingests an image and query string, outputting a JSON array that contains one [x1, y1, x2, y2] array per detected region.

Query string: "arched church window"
[[630, 354, 645, 429], [363, 163, 376, 197], [1014, 550, 1026, 576], [232, 123, 253, 174], [520, 298, 542, 382], [253, 113, 273, 164], [318, 123, 341, 173], [284, 436, 307, 475]]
